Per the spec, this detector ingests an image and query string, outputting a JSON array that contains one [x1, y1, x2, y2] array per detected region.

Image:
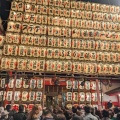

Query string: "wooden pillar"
[[96, 79, 102, 110], [117, 95, 120, 107], [11, 72, 17, 107]]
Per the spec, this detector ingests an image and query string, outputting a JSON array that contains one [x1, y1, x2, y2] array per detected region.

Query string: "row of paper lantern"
[[1, 91, 42, 102], [66, 92, 101, 102], [9, 10, 93, 21], [5, 33, 120, 52], [11, 1, 120, 14], [0, 78, 98, 90], [10, 2, 120, 23], [2, 45, 120, 63], [0, 78, 43, 89], [6, 22, 120, 40], [1, 91, 99, 102], [1, 58, 120, 74], [9, 11, 120, 32], [66, 80, 100, 90]]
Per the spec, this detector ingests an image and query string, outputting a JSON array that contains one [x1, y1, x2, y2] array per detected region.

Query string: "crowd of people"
[[0, 104, 120, 120]]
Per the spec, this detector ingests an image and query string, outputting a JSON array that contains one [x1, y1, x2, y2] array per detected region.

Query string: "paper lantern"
[[66, 92, 72, 101], [15, 79, 22, 88], [30, 79, 36, 89], [22, 91, 28, 101], [36, 92, 42, 101], [37, 79, 43, 89], [66, 80, 72, 89], [29, 91, 35, 101], [8, 79, 14, 88], [14, 91, 20, 101], [6, 91, 13, 101]]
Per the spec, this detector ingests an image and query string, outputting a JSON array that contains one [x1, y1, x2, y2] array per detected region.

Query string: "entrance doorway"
[[45, 85, 65, 107], [46, 96, 58, 107]]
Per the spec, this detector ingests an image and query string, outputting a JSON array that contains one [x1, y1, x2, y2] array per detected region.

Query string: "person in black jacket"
[[107, 100, 113, 109], [13, 105, 26, 120]]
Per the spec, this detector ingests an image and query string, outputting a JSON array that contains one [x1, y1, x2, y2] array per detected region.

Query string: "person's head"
[[76, 110, 82, 116], [19, 105, 24, 112], [53, 108, 58, 114], [109, 100, 112, 103], [42, 109, 53, 118], [6, 104, 11, 112], [77, 106, 81, 111], [84, 106, 91, 114], [55, 114, 66, 120], [72, 106, 77, 114], [102, 110, 109, 118]]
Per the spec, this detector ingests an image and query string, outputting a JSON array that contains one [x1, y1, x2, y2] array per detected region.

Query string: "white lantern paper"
[[16, 79, 22, 88], [36, 92, 42, 101], [6, 91, 13, 101], [1, 79, 5, 88], [73, 81, 78, 89], [73, 92, 78, 101], [66, 80, 72, 89], [23, 80, 29, 89], [79, 92, 85, 102], [22, 91, 28, 101], [8, 79, 14, 88], [37, 79, 43, 89], [92, 93, 97, 102], [14, 91, 20, 101], [86, 92, 91, 102], [29, 91, 35, 101], [66, 92, 72, 101], [91, 81, 96, 90], [85, 81, 90, 90], [30, 79, 36, 89]]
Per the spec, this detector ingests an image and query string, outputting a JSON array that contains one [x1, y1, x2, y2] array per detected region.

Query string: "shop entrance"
[[45, 85, 65, 107], [46, 96, 58, 107]]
